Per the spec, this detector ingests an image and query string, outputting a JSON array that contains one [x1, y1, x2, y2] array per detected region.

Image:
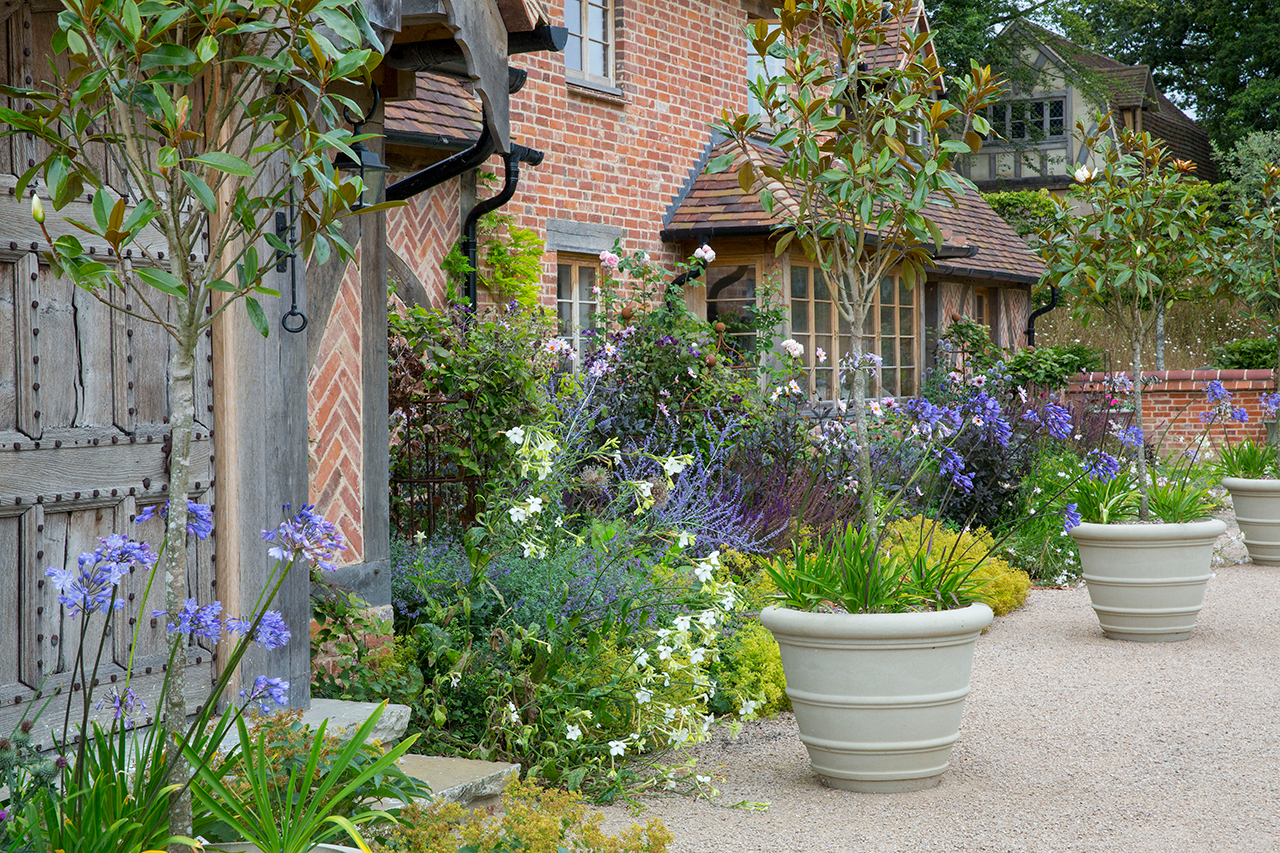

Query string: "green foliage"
[[311, 587, 425, 707], [1210, 338, 1277, 370], [766, 524, 994, 614], [882, 515, 1031, 617], [1215, 439, 1279, 479], [1005, 343, 1103, 390], [982, 189, 1058, 238], [1221, 132, 1280, 200], [718, 620, 790, 716], [387, 300, 558, 516], [376, 778, 673, 853], [1070, 469, 1139, 525], [1146, 477, 1216, 523], [441, 205, 546, 309], [1004, 451, 1084, 584], [189, 702, 420, 853], [1218, 164, 1280, 377]]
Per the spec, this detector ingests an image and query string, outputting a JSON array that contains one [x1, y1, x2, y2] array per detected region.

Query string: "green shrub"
[[1005, 343, 1103, 390], [1211, 337, 1277, 370], [1003, 451, 1083, 584], [719, 620, 789, 716], [882, 515, 1031, 616], [982, 189, 1057, 238], [376, 778, 672, 853]]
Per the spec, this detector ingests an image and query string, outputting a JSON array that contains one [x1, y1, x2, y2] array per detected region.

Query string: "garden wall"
[[1065, 369, 1275, 450]]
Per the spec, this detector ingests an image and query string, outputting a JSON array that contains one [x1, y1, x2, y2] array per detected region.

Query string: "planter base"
[[1223, 477, 1280, 566]]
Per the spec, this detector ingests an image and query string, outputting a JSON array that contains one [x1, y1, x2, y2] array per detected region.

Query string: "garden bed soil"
[[599, 519, 1277, 852]]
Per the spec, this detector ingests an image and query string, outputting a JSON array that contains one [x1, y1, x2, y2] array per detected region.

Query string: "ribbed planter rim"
[[1069, 518, 1227, 543], [760, 603, 994, 640], [1222, 476, 1280, 494]]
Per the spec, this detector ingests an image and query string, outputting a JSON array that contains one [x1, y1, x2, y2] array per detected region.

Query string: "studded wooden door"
[[0, 0, 215, 747]]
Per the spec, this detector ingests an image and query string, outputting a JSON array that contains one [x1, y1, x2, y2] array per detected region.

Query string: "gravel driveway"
[[600, 524, 1280, 852]]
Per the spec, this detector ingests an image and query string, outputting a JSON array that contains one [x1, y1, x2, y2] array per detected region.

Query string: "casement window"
[[986, 98, 1066, 142], [705, 263, 758, 365], [564, 0, 614, 84], [789, 264, 918, 400], [556, 257, 600, 359]]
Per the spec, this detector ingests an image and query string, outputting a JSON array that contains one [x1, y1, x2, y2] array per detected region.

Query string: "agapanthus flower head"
[[154, 598, 223, 641], [1204, 379, 1231, 405], [1083, 449, 1121, 482], [960, 390, 1011, 447], [936, 447, 974, 492], [134, 500, 213, 541], [1232, 407, 1249, 423], [1117, 425, 1144, 449], [240, 675, 290, 715], [96, 687, 145, 730], [262, 504, 346, 572], [1063, 503, 1082, 532], [1261, 393, 1280, 420], [47, 534, 157, 616], [226, 609, 291, 650]]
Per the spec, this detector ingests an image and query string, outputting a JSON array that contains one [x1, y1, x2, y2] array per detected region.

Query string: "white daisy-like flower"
[[566, 724, 582, 741], [609, 740, 627, 756]]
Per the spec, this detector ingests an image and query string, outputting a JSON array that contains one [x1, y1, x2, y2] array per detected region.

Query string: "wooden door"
[[0, 1, 215, 748]]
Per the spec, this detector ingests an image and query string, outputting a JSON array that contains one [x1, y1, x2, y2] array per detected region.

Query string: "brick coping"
[[1070, 369, 1275, 383]]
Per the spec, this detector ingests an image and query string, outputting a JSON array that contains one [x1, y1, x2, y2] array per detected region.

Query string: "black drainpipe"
[[665, 259, 706, 314], [1025, 285, 1059, 347], [385, 113, 495, 203], [462, 143, 544, 310]]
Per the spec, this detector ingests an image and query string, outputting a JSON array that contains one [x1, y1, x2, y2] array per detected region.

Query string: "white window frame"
[[556, 256, 600, 360], [986, 96, 1067, 143], [564, 0, 615, 85]]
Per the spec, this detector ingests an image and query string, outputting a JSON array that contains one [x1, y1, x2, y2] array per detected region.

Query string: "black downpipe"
[[1025, 285, 1059, 347], [385, 113, 495, 203], [462, 143, 544, 310], [665, 261, 706, 314]]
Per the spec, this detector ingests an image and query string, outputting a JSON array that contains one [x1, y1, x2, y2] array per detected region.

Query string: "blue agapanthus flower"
[[1117, 425, 1144, 449], [46, 534, 157, 616], [262, 504, 346, 572], [1083, 449, 1122, 482], [1063, 503, 1082, 532], [155, 598, 223, 641], [226, 609, 291, 651], [241, 675, 290, 714], [135, 500, 213, 541]]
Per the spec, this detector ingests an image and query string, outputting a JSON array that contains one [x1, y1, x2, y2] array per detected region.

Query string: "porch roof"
[[662, 140, 1048, 286]]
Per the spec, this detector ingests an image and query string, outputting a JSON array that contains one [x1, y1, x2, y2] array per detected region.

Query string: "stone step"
[[395, 754, 520, 812], [301, 698, 411, 744]]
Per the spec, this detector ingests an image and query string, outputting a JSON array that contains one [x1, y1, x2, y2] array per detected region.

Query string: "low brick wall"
[[1065, 369, 1275, 450]]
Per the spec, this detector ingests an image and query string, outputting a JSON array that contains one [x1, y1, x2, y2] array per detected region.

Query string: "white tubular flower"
[[566, 724, 582, 741], [635, 481, 654, 498], [689, 647, 706, 664], [509, 505, 528, 524], [507, 702, 520, 725], [676, 530, 696, 549], [528, 497, 544, 515], [694, 560, 714, 583], [636, 688, 652, 704], [609, 740, 627, 756], [662, 455, 689, 476], [674, 614, 692, 633], [635, 649, 650, 668], [504, 426, 526, 445], [697, 609, 717, 629]]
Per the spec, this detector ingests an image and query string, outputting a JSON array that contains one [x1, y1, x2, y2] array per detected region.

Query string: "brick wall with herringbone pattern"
[[387, 180, 459, 303], [308, 249, 364, 563]]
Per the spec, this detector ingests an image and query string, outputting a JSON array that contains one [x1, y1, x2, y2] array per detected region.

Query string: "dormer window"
[[987, 98, 1066, 142]]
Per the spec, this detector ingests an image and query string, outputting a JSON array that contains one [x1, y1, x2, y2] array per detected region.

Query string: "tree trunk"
[[163, 315, 199, 848], [1131, 307, 1149, 521], [1155, 301, 1165, 371]]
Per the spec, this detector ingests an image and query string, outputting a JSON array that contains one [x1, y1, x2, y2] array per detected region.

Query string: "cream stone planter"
[[759, 603, 992, 793], [1070, 518, 1226, 642], [1222, 477, 1280, 566]]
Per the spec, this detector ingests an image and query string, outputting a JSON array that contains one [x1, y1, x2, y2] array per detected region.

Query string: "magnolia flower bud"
[[30, 194, 44, 224]]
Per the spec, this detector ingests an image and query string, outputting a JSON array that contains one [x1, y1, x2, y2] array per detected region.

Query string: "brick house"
[[958, 22, 1219, 192], [307, 1, 1046, 570]]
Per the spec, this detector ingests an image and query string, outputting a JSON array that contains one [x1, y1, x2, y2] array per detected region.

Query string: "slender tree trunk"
[[1131, 306, 1149, 521], [851, 305, 875, 533], [1155, 301, 1165, 371], [163, 315, 198, 848]]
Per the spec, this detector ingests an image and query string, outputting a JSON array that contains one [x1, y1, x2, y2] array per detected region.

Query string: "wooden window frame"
[[564, 0, 615, 86], [556, 255, 601, 360]]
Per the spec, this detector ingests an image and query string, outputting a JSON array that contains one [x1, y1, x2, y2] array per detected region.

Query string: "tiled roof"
[[1144, 92, 1219, 183], [385, 73, 482, 149], [662, 141, 1047, 285]]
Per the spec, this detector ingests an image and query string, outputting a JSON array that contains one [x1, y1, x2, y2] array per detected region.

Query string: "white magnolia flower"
[[566, 724, 582, 741], [1074, 165, 1096, 183], [503, 426, 526, 445], [781, 338, 804, 359], [662, 456, 688, 476], [674, 614, 692, 633], [609, 740, 627, 756], [636, 689, 652, 704]]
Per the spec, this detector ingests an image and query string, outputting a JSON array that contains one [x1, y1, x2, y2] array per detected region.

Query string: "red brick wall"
[[387, 179, 460, 304], [308, 251, 365, 564], [1066, 369, 1276, 450]]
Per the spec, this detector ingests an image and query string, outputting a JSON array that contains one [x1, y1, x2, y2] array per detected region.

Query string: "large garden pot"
[[759, 603, 993, 793], [1070, 519, 1226, 642], [1222, 477, 1280, 566]]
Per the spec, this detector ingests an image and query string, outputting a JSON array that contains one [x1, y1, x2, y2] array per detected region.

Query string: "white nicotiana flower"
[[698, 609, 717, 629], [657, 645, 672, 661], [740, 700, 758, 717], [721, 590, 736, 610], [635, 481, 654, 499], [504, 426, 526, 445], [662, 456, 688, 476], [674, 614, 692, 633], [566, 724, 582, 741], [509, 505, 528, 524], [689, 647, 706, 664], [449, 670, 462, 687], [528, 497, 544, 515], [636, 688, 652, 704], [635, 649, 650, 668], [694, 560, 714, 583], [677, 530, 696, 549], [707, 550, 721, 567], [696, 774, 711, 785], [507, 702, 520, 725], [781, 338, 804, 359], [609, 740, 627, 756]]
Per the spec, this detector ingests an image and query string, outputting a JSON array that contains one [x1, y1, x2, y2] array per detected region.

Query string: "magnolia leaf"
[[207, 280, 237, 292], [134, 266, 186, 297], [190, 151, 254, 178], [92, 189, 112, 231], [245, 296, 269, 338], [141, 43, 199, 69], [738, 161, 755, 194], [181, 170, 217, 212], [965, 131, 982, 153]]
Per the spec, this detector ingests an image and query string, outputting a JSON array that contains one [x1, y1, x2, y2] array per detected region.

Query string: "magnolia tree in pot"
[[1040, 127, 1228, 639]]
